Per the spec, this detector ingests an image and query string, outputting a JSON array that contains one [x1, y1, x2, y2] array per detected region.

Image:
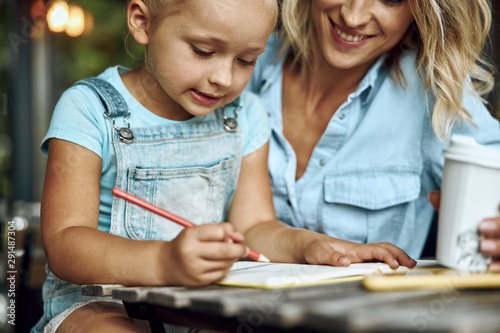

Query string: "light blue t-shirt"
[[246, 35, 500, 258], [42, 66, 270, 232]]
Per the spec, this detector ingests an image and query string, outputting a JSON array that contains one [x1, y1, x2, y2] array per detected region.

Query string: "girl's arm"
[[42, 139, 247, 286], [228, 142, 416, 268]]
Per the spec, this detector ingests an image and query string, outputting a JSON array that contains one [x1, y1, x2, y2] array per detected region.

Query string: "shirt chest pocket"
[[322, 170, 421, 244], [124, 158, 235, 241]]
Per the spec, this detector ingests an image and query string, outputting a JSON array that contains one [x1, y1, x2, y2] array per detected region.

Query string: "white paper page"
[[219, 260, 439, 288], [219, 262, 392, 288]]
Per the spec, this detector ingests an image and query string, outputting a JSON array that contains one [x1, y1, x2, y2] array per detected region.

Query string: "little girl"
[[32, 0, 415, 332]]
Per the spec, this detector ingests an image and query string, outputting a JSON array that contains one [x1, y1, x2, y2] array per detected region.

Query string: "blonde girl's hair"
[[143, 0, 280, 27], [280, 0, 495, 140]]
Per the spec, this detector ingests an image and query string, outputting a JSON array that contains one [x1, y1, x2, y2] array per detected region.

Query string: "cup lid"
[[444, 135, 500, 169]]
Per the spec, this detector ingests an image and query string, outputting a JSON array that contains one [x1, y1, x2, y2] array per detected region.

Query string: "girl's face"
[[311, 0, 414, 71], [144, 0, 275, 118]]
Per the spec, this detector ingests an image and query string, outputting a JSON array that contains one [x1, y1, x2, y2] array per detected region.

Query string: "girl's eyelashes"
[[191, 44, 256, 66], [381, 0, 405, 6], [191, 45, 214, 57], [238, 58, 256, 67]]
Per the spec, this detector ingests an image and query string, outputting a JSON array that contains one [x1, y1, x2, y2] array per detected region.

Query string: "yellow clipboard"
[[363, 268, 500, 291]]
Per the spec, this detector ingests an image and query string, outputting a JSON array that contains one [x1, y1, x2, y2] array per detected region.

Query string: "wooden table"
[[81, 280, 500, 332]]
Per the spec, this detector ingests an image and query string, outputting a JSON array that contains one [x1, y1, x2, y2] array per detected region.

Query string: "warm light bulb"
[[83, 10, 94, 36], [65, 4, 85, 37], [47, 1, 69, 33]]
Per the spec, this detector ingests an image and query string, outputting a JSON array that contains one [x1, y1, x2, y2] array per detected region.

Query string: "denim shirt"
[[246, 35, 500, 258]]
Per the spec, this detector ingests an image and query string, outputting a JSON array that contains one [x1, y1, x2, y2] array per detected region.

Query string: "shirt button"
[[339, 114, 345, 120], [287, 199, 292, 206], [320, 159, 325, 166]]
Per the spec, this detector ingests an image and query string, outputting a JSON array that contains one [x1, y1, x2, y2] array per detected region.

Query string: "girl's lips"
[[190, 89, 223, 106]]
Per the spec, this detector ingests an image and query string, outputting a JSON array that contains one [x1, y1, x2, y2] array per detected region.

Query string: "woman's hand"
[[478, 217, 500, 270], [162, 223, 248, 286], [428, 190, 500, 270], [300, 232, 417, 269]]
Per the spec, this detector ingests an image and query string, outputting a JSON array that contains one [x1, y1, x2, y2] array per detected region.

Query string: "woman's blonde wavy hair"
[[280, 0, 495, 140]]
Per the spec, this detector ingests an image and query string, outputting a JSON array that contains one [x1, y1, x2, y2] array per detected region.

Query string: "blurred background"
[[1, 0, 500, 332], [1, 0, 143, 332]]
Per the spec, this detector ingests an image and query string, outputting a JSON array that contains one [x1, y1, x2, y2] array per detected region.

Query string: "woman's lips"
[[190, 89, 223, 106], [334, 25, 368, 42], [329, 19, 372, 48]]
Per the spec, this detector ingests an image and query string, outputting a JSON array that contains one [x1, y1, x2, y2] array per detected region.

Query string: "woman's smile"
[[312, 0, 414, 70], [330, 18, 372, 48]]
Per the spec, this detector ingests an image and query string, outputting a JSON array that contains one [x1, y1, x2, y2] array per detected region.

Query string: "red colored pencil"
[[112, 187, 270, 263]]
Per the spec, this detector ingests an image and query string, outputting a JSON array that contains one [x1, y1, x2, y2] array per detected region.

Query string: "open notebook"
[[217, 261, 439, 289]]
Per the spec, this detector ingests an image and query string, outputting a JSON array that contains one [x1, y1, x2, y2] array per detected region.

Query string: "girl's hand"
[[162, 222, 248, 286], [301, 232, 417, 269], [428, 190, 500, 271]]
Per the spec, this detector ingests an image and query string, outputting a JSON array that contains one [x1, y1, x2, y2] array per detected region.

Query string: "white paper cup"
[[436, 135, 500, 271]]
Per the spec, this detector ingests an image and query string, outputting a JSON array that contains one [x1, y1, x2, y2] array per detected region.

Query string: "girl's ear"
[[127, 0, 151, 45]]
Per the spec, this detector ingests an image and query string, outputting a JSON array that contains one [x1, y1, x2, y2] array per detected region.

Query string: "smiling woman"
[[246, 0, 500, 262], [280, 0, 494, 138]]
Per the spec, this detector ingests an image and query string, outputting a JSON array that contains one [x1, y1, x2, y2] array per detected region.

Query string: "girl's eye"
[[191, 45, 214, 57], [238, 58, 256, 67], [191, 44, 256, 66]]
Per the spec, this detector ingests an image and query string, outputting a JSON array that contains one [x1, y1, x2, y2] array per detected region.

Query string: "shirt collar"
[[267, 48, 389, 131], [351, 53, 388, 106], [272, 51, 388, 106]]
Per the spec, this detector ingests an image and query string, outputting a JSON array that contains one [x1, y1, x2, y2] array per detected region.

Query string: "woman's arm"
[[228, 142, 417, 268], [42, 139, 247, 286]]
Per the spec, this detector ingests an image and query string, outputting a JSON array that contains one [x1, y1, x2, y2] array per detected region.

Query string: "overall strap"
[[74, 77, 129, 117], [219, 96, 242, 133]]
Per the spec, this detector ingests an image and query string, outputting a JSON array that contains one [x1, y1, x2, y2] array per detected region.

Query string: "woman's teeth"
[[335, 26, 367, 42]]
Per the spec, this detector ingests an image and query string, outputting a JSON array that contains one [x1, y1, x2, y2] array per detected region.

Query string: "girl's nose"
[[208, 59, 233, 89], [340, 0, 373, 28]]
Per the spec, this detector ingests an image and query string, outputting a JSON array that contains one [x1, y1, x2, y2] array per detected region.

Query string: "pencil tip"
[[258, 254, 271, 263]]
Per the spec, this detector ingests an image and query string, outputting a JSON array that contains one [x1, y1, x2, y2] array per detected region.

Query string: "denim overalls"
[[32, 78, 242, 332]]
